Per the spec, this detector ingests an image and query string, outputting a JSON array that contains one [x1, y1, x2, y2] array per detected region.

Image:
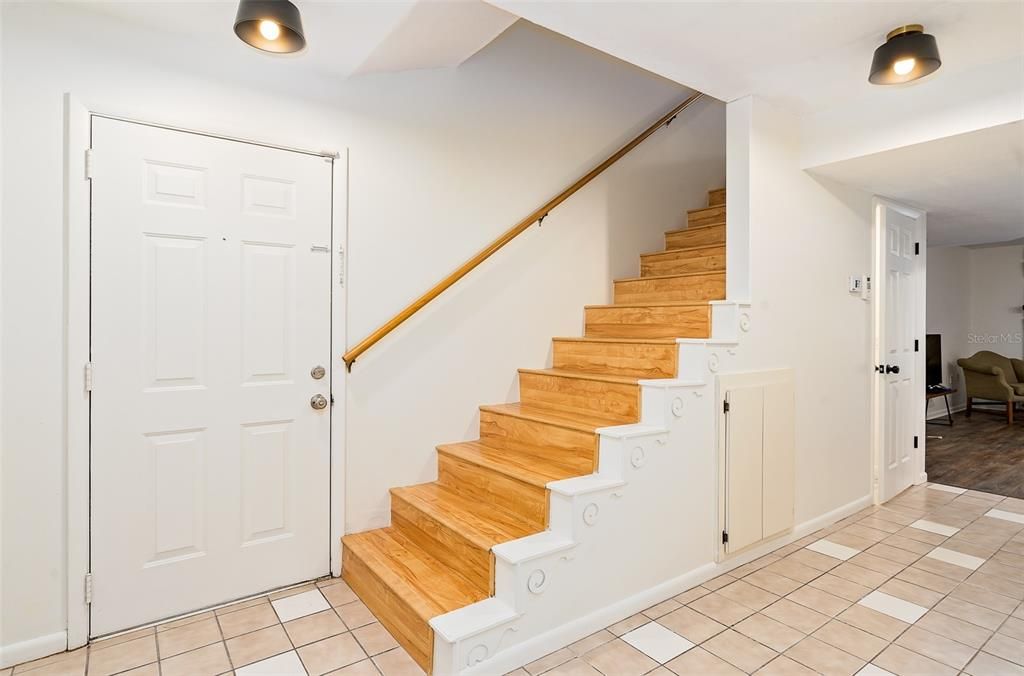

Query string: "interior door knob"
[[885, 364, 901, 374], [310, 394, 328, 410]]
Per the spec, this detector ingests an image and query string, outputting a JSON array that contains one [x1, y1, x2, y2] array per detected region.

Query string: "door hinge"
[[913, 435, 919, 449], [722, 530, 729, 545], [914, 339, 919, 352], [85, 148, 95, 180], [723, 400, 730, 414], [329, 394, 335, 406], [914, 242, 920, 255], [84, 362, 95, 392], [84, 573, 93, 604]]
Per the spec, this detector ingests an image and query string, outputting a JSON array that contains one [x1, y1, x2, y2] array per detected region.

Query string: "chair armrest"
[[957, 357, 1000, 376], [959, 358, 1013, 401]]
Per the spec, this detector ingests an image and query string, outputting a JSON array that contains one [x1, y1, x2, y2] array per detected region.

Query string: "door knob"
[[885, 364, 901, 374], [310, 394, 328, 410], [310, 365, 326, 380]]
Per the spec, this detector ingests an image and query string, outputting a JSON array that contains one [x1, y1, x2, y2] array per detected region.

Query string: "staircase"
[[342, 187, 727, 673]]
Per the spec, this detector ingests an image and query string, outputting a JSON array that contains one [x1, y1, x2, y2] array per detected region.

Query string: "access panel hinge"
[[85, 148, 95, 180], [85, 573, 93, 604], [914, 435, 919, 449], [914, 242, 920, 255], [722, 530, 729, 544], [84, 362, 95, 392]]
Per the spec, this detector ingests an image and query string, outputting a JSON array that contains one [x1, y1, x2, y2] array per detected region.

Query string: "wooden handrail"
[[343, 91, 705, 369]]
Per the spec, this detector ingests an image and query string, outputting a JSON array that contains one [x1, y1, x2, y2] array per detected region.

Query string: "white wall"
[[969, 245, 1024, 360], [727, 96, 875, 524], [926, 246, 973, 410], [0, 2, 725, 657], [927, 243, 1024, 411]]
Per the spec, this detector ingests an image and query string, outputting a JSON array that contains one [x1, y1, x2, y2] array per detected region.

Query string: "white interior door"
[[90, 117, 333, 635], [876, 202, 923, 502]]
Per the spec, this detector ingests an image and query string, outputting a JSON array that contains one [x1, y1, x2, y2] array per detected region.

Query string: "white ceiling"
[[811, 121, 1024, 248], [485, 1, 1024, 115], [81, 0, 516, 79]]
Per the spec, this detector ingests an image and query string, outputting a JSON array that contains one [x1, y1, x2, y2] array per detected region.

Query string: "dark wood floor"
[[926, 409, 1024, 498]]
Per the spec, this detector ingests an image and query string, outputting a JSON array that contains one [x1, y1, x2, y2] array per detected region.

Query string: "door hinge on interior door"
[[85, 149, 95, 180], [914, 242, 920, 255], [914, 436, 919, 449], [84, 362, 95, 392], [84, 573, 93, 604], [722, 530, 729, 545], [723, 400, 730, 413]]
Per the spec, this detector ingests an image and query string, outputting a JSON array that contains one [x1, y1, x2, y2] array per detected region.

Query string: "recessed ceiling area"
[[80, 0, 516, 79], [809, 121, 1024, 248], [486, 1, 1023, 116]]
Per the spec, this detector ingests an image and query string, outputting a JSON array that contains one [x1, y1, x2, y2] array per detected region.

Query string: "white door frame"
[[870, 196, 927, 505], [63, 93, 348, 648]]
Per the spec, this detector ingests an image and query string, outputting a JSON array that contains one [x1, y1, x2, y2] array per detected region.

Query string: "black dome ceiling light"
[[234, 0, 306, 54], [869, 24, 941, 85]]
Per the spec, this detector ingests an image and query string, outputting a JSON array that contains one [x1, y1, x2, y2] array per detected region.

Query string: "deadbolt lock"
[[310, 365, 326, 380], [310, 394, 328, 410]]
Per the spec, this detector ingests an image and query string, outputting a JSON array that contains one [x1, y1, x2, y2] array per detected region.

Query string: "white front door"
[[90, 117, 333, 635], [876, 201, 924, 502]]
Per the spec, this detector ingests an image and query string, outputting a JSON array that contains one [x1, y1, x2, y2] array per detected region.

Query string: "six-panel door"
[[881, 206, 918, 502], [90, 118, 332, 635]]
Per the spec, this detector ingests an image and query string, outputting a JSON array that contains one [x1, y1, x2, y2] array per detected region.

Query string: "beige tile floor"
[[4, 578, 422, 676], [7, 482, 1024, 676], [509, 483, 1024, 676]]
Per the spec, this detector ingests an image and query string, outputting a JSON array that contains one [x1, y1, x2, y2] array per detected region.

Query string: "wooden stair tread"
[[342, 527, 486, 621], [664, 222, 724, 236], [552, 336, 677, 344], [480, 402, 620, 432], [584, 300, 710, 309], [391, 482, 536, 550], [614, 271, 725, 284], [518, 367, 640, 386], [438, 440, 588, 487], [641, 244, 724, 259]]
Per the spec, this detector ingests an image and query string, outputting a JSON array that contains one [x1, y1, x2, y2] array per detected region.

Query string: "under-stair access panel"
[[717, 370, 795, 559]]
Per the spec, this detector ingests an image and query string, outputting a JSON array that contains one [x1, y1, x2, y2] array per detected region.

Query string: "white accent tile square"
[[236, 650, 307, 675], [909, 519, 960, 537], [857, 591, 927, 624], [621, 621, 694, 663], [806, 539, 860, 561], [986, 509, 1024, 525], [927, 484, 966, 495], [926, 546, 985, 570], [857, 665, 897, 676], [271, 589, 330, 622]]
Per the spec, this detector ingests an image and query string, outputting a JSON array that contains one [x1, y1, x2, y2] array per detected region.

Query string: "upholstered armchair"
[[957, 350, 1024, 424]]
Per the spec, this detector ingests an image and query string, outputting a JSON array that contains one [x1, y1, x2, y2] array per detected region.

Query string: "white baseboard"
[[465, 493, 873, 675], [0, 631, 67, 669], [926, 402, 966, 421]]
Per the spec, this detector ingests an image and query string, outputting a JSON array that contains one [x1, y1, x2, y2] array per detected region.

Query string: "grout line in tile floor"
[[7, 483, 1024, 676]]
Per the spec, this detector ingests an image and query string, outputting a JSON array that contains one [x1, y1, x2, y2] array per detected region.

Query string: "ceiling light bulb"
[[235, 0, 306, 54], [258, 20, 280, 40], [893, 58, 915, 75], [869, 24, 940, 85]]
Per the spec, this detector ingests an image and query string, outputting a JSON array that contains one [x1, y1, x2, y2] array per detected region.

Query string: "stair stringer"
[[430, 301, 753, 676]]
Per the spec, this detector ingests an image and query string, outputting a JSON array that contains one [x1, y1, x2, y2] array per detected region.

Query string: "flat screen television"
[[926, 334, 942, 387]]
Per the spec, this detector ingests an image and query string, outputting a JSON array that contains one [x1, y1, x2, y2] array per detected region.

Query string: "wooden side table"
[[926, 388, 957, 426]]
